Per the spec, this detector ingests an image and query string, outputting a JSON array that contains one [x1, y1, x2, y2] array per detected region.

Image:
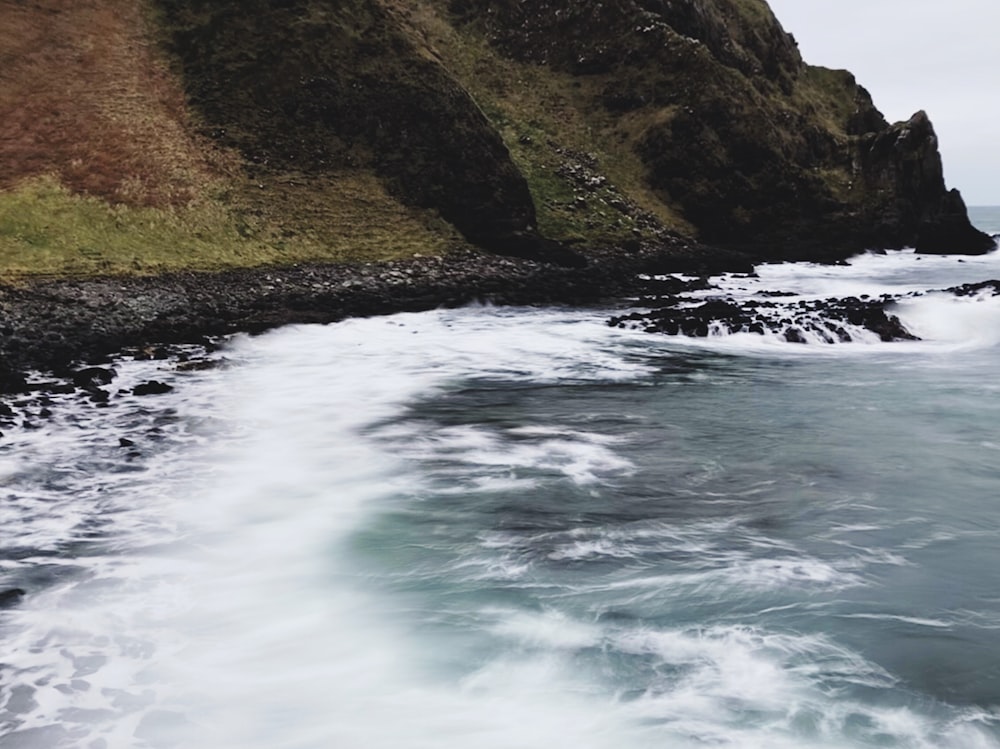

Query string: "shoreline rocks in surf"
[[610, 277, 1000, 344]]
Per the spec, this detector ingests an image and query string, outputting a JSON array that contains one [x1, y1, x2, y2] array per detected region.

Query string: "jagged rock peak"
[[859, 111, 994, 254]]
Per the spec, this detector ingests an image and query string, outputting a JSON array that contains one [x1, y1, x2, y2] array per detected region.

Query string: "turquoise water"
[[2, 241, 1000, 747]]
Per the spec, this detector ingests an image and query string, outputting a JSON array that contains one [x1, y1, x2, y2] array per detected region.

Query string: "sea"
[[1, 209, 999, 749]]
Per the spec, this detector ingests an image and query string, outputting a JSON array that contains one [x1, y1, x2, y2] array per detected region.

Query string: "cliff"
[[452, 0, 992, 258], [0, 0, 993, 280]]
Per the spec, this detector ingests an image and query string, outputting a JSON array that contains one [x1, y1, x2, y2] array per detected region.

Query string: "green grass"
[[0, 175, 464, 280]]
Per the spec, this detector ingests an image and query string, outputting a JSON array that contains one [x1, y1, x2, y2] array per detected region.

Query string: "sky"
[[765, 0, 999, 205]]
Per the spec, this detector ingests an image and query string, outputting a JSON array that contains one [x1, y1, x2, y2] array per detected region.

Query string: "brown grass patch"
[[0, 0, 227, 207]]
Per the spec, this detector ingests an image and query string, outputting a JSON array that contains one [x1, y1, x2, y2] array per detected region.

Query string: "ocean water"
[[969, 206, 1000, 236], [2, 225, 1000, 748]]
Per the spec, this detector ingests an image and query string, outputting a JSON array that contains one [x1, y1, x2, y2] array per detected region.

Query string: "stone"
[[72, 367, 116, 389], [132, 381, 174, 396]]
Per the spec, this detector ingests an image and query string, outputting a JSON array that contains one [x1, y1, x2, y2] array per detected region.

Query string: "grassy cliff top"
[[0, 0, 988, 280]]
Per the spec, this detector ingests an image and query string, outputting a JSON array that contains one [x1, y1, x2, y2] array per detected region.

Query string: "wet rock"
[[611, 298, 752, 336], [635, 275, 712, 297], [611, 292, 920, 343], [948, 280, 1000, 297], [133, 345, 173, 361], [0, 365, 28, 393], [72, 367, 116, 389], [42, 383, 77, 395], [784, 327, 807, 344], [175, 359, 220, 372], [132, 381, 174, 396]]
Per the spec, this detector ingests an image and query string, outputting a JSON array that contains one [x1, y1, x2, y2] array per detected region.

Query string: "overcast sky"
[[766, 0, 999, 205]]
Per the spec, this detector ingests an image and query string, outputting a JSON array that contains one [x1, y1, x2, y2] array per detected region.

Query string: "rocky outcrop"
[[857, 112, 995, 255], [610, 295, 918, 343], [609, 278, 1000, 344]]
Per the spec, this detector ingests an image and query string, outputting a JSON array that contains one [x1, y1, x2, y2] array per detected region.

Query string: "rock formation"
[[457, 0, 992, 258]]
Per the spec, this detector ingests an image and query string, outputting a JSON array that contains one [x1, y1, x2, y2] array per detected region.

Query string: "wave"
[[4, 304, 1000, 748]]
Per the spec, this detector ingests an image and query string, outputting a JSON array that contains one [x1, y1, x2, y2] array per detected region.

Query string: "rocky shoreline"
[[0, 241, 749, 394]]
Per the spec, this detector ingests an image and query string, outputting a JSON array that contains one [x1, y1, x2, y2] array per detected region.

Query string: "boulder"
[[132, 381, 174, 396]]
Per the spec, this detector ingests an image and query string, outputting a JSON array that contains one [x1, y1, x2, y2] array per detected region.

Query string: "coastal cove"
[[3, 0, 1000, 745], [2, 218, 1000, 747]]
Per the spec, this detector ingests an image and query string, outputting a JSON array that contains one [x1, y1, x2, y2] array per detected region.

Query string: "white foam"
[[485, 608, 601, 649], [836, 613, 954, 629], [380, 421, 634, 488], [4, 302, 999, 749], [892, 291, 1000, 348]]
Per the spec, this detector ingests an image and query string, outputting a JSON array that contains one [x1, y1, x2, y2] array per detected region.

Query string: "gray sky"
[[766, 0, 999, 205]]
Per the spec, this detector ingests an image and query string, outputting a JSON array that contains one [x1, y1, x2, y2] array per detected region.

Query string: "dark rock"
[[0, 365, 28, 393], [176, 359, 220, 372], [132, 381, 174, 396], [861, 309, 917, 342], [947, 280, 1000, 297], [88, 389, 111, 404], [784, 327, 807, 344], [860, 113, 994, 256], [45, 383, 77, 395], [611, 298, 752, 336], [133, 345, 173, 361], [636, 275, 712, 296], [611, 290, 920, 343], [72, 367, 117, 389]]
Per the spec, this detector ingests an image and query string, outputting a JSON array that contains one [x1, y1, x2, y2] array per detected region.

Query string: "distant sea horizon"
[[968, 204, 1000, 234]]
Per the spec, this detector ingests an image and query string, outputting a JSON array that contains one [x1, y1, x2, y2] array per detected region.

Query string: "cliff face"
[[458, 0, 992, 257], [0, 0, 992, 277]]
